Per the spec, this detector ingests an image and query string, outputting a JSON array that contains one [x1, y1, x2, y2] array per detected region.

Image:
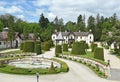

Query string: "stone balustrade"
[[59, 54, 110, 76]]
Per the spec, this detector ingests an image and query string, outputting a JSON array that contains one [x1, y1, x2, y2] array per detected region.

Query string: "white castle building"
[[51, 30, 94, 45]]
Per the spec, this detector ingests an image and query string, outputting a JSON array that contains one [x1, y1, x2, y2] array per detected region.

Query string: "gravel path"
[[104, 49, 120, 69]]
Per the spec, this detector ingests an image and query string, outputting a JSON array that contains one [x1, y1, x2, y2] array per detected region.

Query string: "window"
[[81, 36, 82, 39], [90, 36, 91, 39], [53, 36, 55, 39], [0, 42, 1, 45]]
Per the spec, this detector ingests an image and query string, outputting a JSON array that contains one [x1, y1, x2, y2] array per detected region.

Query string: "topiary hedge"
[[94, 47, 104, 61], [63, 44, 68, 51], [79, 42, 86, 55], [20, 42, 24, 50], [43, 42, 50, 51], [23, 41, 34, 52], [71, 42, 86, 55], [91, 43, 98, 52], [85, 43, 89, 49], [34, 44, 41, 55], [34, 41, 41, 45], [55, 45, 62, 55]]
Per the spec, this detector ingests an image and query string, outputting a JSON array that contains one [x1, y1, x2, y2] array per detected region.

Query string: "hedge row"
[[71, 42, 86, 55], [94, 47, 104, 61], [63, 44, 68, 51], [20, 41, 42, 54], [91, 43, 98, 52], [55, 45, 62, 54]]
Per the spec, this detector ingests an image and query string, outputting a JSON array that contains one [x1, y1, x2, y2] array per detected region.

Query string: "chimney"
[[55, 29, 57, 32]]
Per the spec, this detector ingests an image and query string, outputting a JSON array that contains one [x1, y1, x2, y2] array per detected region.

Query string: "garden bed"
[[0, 58, 69, 75]]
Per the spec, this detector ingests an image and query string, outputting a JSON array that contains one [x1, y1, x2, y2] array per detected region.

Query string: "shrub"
[[34, 44, 42, 55], [91, 43, 98, 52], [20, 42, 24, 50], [34, 41, 41, 45], [71, 42, 86, 55], [0, 60, 4, 67], [43, 43, 50, 51], [63, 44, 68, 51], [85, 43, 89, 49], [94, 47, 104, 61], [55, 45, 62, 55], [68, 43, 72, 48], [23, 41, 34, 52], [114, 43, 118, 53]]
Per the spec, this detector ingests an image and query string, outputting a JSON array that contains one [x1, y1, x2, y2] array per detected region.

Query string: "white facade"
[[52, 30, 94, 45]]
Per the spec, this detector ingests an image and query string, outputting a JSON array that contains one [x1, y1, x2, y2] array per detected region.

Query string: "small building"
[[51, 30, 94, 45], [0, 27, 22, 49]]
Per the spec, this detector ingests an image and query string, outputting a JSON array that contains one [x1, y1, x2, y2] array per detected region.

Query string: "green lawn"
[[1, 50, 23, 54], [117, 56, 120, 59]]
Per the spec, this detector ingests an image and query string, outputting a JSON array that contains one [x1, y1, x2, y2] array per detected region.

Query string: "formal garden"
[[55, 41, 109, 78], [0, 40, 69, 75]]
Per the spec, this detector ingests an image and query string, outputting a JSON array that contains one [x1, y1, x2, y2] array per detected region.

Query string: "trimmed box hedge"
[[23, 41, 34, 52], [55, 45, 62, 55], [34, 44, 41, 55], [71, 42, 86, 55], [91, 43, 98, 52], [94, 47, 104, 61], [63, 44, 68, 51]]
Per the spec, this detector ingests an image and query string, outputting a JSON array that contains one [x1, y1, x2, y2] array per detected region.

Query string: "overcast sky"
[[0, 0, 120, 23]]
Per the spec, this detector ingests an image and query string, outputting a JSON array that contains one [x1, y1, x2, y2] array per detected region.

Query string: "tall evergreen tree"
[[39, 13, 49, 28], [8, 15, 15, 48]]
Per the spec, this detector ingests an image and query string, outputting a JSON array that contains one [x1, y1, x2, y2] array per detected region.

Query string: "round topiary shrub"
[[34, 44, 42, 55], [20, 42, 24, 50], [91, 43, 98, 52], [71, 42, 86, 55], [55, 45, 62, 55], [63, 44, 68, 51], [94, 47, 104, 61], [23, 41, 34, 52]]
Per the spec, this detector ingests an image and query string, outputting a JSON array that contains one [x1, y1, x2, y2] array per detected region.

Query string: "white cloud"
[[32, 0, 120, 23], [0, 1, 7, 6], [0, 5, 22, 14], [33, 0, 51, 7], [7, 6, 23, 13], [16, 14, 24, 19]]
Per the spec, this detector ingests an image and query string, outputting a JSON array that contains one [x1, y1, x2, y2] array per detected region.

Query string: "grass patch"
[[1, 50, 23, 54], [62, 51, 107, 65]]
